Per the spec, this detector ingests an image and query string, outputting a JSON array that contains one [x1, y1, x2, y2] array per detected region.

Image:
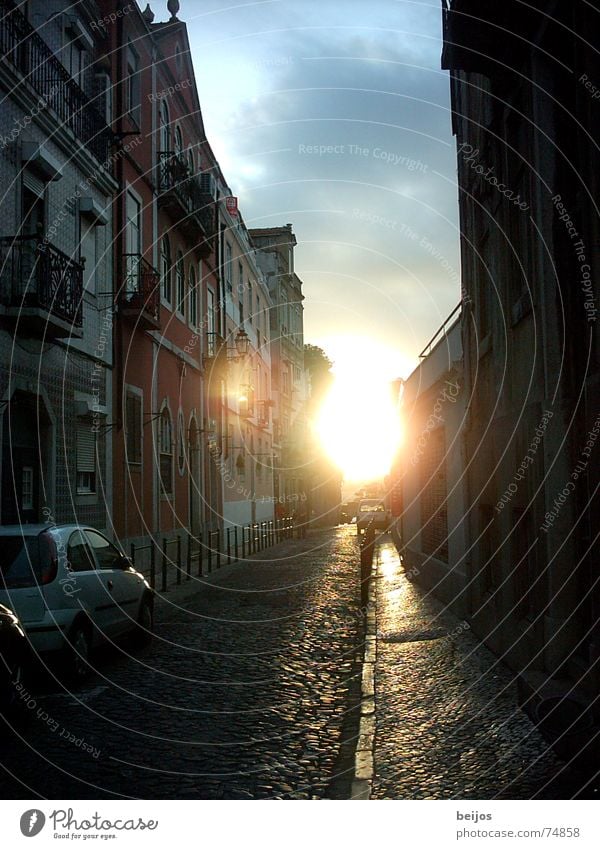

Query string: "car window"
[[85, 531, 123, 570], [0, 536, 43, 588], [67, 531, 96, 573]]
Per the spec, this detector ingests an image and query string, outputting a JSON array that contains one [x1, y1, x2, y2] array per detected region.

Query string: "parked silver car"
[[0, 525, 153, 681]]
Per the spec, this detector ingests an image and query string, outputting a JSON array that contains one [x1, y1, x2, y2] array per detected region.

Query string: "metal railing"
[[129, 517, 297, 592], [0, 234, 83, 327], [418, 301, 462, 359], [0, 0, 114, 163], [120, 254, 160, 324], [157, 151, 216, 236]]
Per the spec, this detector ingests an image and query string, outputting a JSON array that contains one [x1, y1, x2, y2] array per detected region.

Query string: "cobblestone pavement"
[[0, 528, 362, 800], [371, 538, 598, 800]]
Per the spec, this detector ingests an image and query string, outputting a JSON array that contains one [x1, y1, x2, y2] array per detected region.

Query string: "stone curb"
[[351, 558, 377, 800]]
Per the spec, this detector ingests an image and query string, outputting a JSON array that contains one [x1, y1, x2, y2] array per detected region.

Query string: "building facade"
[[394, 308, 468, 612], [219, 205, 275, 528], [0, 0, 116, 530], [250, 225, 307, 515], [442, 1, 599, 698]]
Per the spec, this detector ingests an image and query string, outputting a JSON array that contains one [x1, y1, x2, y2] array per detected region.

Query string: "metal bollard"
[[227, 527, 231, 564], [234, 526, 239, 560], [150, 543, 156, 590], [216, 529, 222, 569], [161, 537, 167, 592], [176, 536, 182, 585]]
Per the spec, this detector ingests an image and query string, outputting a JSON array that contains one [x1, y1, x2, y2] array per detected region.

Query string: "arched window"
[[159, 407, 173, 495], [187, 148, 194, 175], [175, 125, 183, 156], [160, 101, 170, 152], [161, 235, 171, 304], [189, 264, 197, 327], [177, 410, 186, 475], [175, 251, 185, 316]]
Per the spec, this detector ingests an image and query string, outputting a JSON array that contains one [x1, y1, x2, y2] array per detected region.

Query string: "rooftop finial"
[[142, 3, 155, 23], [167, 0, 180, 21]]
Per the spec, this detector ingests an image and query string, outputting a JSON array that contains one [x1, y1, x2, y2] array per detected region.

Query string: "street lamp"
[[233, 328, 249, 358]]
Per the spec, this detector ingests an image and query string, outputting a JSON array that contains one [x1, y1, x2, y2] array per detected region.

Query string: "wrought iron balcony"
[[0, 0, 114, 163], [157, 152, 216, 252], [119, 254, 161, 329], [0, 234, 83, 338]]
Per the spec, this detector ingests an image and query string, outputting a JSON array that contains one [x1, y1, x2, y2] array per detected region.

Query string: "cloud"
[[187, 1, 459, 374]]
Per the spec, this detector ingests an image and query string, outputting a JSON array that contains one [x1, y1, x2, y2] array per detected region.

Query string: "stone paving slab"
[[0, 528, 363, 800], [371, 539, 594, 800]]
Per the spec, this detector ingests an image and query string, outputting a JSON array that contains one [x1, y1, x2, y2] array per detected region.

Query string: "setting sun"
[[315, 349, 403, 481]]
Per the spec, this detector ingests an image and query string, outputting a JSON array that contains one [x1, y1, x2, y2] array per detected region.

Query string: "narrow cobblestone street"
[[371, 538, 598, 800], [0, 528, 362, 800]]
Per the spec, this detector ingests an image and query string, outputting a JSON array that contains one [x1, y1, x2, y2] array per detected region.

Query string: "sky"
[[178, 0, 460, 382]]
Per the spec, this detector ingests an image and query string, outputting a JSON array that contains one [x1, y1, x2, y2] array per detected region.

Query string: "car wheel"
[[67, 624, 91, 684], [134, 596, 153, 647]]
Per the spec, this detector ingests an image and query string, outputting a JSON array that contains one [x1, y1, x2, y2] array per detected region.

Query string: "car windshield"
[[361, 504, 384, 512], [0, 535, 46, 588]]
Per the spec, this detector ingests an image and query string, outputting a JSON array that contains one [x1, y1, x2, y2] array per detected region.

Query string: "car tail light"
[[39, 532, 58, 585]]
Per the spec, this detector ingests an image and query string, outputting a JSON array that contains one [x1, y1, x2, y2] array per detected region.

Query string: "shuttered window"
[[76, 422, 96, 494]]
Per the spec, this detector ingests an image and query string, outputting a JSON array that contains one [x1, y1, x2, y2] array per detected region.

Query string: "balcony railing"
[[119, 254, 160, 328], [0, 234, 83, 334], [0, 0, 114, 163], [157, 152, 216, 246]]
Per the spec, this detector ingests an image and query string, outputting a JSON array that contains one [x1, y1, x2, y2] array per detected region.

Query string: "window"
[[76, 421, 96, 494], [80, 221, 97, 295], [175, 251, 185, 317], [67, 531, 95, 573], [85, 531, 124, 570], [225, 242, 233, 292], [175, 126, 184, 156], [187, 148, 194, 174], [126, 45, 141, 125], [160, 100, 170, 152], [282, 370, 290, 396], [248, 282, 253, 324], [95, 71, 113, 125], [161, 236, 172, 304], [63, 25, 85, 86], [159, 408, 173, 495], [21, 467, 33, 510], [189, 265, 198, 327], [206, 287, 216, 349], [177, 411, 186, 475], [237, 261, 243, 297], [125, 392, 142, 464], [238, 298, 244, 327]]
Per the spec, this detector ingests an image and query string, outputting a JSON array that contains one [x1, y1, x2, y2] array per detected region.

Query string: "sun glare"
[[315, 365, 402, 482]]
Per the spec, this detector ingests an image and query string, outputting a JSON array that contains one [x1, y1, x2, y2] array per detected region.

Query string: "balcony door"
[[125, 191, 141, 298]]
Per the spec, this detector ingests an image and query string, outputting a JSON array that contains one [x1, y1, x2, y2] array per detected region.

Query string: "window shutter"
[[77, 424, 96, 472]]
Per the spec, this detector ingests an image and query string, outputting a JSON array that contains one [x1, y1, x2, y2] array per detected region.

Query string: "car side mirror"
[[119, 555, 133, 570]]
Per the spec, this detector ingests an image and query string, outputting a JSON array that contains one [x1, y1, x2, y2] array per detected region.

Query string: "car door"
[[65, 530, 112, 640], [84, 530, 141, 636]]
